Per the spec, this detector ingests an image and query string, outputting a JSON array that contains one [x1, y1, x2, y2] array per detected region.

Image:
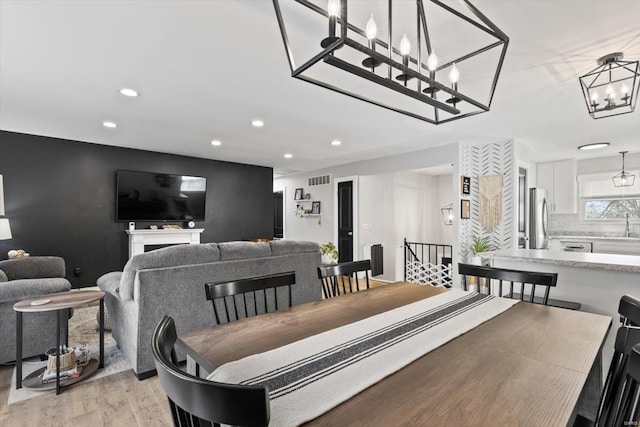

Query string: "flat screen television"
[[116, 170, 206, 221]]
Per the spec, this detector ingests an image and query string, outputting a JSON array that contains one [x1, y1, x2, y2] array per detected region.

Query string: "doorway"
[[334, 176, 359, 263], [273, 191, 283, 239], [338, 181, 353, 262]]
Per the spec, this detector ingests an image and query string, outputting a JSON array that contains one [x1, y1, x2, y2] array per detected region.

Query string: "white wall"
[[274, 143, 459, 257], [358, 171, 454, 282]]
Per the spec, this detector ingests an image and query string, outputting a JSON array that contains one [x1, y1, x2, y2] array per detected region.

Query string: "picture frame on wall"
[[461, 176, 471, 195], [311, 201, 321, 214], [294, 188, 304, 200], [461, 199, 471, 219]]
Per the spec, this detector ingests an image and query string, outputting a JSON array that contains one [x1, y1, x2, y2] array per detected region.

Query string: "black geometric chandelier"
[[272, 0, 509, 125], [579, 52, 640, 120], [612, 151, 635, 188]]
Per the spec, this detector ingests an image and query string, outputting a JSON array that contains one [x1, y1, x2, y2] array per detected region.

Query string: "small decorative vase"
[[322, 254, 335, 264], [470, 255, 482, 265]]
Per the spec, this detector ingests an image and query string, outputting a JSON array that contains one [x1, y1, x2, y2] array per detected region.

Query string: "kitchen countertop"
[[482, 249, 640, 273], [550, 235, 640, 242]]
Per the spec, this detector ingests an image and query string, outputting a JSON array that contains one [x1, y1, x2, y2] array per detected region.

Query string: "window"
[[578, 171, 640, 222], [584, 198, 640, 220]]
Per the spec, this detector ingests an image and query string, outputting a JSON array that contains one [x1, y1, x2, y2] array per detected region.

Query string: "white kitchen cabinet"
[[593, 240, 640, 255], [535, 159, 577, 213]]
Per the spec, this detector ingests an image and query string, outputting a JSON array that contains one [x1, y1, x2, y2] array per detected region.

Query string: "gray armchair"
[[0, 256, 72, 363]]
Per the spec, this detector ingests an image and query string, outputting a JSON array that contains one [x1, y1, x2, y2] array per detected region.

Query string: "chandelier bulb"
[[591, 92, 598, 102], [621, 174, 627, 185], [327, 0, 340, 17], [606, 83, 615, 99], [399, 34, 411, 56], [365, 14, 377, 40], [427, 51, 438, 71], [449, 63, 460, 84], [621, 84, 629, 96]]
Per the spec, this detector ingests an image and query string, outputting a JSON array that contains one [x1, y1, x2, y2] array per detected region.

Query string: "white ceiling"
[[1, 0, 639, 176]]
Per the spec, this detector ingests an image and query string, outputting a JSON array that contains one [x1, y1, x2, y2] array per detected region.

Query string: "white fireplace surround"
[[125, 229, 204, 258]]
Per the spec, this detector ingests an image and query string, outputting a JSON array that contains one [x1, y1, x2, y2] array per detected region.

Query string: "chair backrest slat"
[[458, 263, 558, 306], [318, 260, 373, 298], [205, 272, 296, 325], [152, 316, 270, 427]]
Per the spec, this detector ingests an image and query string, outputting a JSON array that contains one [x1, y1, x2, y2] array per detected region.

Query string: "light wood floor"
[[0, 279, 391, 426]]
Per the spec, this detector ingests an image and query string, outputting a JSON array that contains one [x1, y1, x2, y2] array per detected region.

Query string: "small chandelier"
[[441, 203, 453, 225], [612, 151, 635, 187], [580, 52, 640, 119], [272, 0, 509, 125]]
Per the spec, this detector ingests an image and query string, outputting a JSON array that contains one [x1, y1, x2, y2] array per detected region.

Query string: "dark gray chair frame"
[[458, 263, 557, 305], [152, 316, 270, 427], [205, 272, 296, 324], [317, 260, 372, 299], [592, 295, 640, 427], [617, 343, 640, 426]]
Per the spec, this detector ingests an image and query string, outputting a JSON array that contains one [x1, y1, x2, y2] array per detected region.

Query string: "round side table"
[[14, 289, 105, 395]]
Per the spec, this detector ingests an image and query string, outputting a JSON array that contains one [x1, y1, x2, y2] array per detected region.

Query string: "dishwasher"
[[560, 241, 593, 253]]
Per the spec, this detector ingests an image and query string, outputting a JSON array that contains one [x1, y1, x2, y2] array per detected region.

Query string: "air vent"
[[308, 174, 331, 186]]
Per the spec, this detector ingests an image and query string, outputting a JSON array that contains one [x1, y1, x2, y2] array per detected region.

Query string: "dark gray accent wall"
[[0, 131, 274, 288]]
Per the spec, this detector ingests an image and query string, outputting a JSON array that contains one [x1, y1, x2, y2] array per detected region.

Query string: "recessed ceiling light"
[[331, 140, 342, 146], [211, 140, 222, 146], [578, 142, 610, 150], [102, 121, 117, 128], [251, 119, 265, 127], [284, 153, 293, 159], [119, 88, 139, 97]]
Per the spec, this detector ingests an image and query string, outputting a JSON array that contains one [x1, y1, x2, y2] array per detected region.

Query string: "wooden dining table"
[[177, 282, 611, 427]]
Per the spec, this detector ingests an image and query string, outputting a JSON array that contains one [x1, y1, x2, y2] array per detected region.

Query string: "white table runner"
[[208, 289, 519, 426]]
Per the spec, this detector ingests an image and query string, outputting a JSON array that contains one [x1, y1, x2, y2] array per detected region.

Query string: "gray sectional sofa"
[[97, 240, 321, 379]]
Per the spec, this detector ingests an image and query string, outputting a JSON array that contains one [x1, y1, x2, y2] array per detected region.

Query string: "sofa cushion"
[[0, 257, 65, 280], [270, 240, 320, 256], [0, 270, 7, 282], [119, 243, 221, 300], [218, 241, 271, 261]]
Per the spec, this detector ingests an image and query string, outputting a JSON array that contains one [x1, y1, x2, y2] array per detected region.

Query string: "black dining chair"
[[317, 260, 372, 299], [616, 343, 640, 426], [574, 294, 640, 427], [458, 263, 558, 305], [205, 272, 296, 324], [151, 315, 270, 427]]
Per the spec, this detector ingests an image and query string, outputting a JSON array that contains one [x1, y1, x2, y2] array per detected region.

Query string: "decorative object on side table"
[[320, 242, 338, 265], [468, 235, 495, 293]]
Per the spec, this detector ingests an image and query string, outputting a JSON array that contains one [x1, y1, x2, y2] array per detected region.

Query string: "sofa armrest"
[[97, 272, 122, 298], [0, 278, 72, 304], [0, 256, 66, 281]]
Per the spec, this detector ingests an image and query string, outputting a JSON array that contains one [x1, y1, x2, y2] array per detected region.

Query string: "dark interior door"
[[338, 181, 353, 263], [273, 191, 283, 238]]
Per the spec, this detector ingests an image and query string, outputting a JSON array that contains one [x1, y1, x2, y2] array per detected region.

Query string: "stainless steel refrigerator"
[[529, 188, 548, 249]]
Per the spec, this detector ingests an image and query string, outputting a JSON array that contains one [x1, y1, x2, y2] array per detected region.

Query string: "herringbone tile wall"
[[459, 141, 514, 262]]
